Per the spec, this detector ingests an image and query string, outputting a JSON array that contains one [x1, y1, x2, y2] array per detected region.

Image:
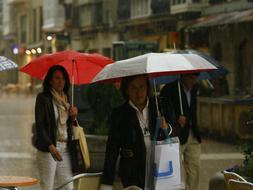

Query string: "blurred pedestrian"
[[100, 75, 168, 190], [34, 65, 78, 190], [160, 73, 201, 190]]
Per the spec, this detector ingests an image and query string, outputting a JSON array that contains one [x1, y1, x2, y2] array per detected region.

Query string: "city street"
[[0, 92, 244, 190]]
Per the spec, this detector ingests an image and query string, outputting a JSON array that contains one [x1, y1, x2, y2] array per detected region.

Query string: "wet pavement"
[[0, 92, 244, 190], [0, 93, 38, 190]]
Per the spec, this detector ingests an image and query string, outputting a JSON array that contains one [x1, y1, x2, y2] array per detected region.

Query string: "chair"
[[123, 185, 142, 190], [53, 172, 102, 190], [223, 170, 247, 190], [229, 179, 253, 190]]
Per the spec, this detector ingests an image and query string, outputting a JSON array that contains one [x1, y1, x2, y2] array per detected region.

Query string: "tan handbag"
[[71, 122, 90, 170]]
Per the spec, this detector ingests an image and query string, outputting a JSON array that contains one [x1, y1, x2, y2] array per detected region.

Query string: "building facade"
[[0, 0, 253, 95], [1, 0, 43, 91], [182, 0, 253, 95]]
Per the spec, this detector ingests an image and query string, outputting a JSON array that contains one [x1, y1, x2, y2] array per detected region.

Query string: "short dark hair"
[[43, 65, 70, 95], [181, 72, 200, 78], [183, 72, 200, 76], [120, 74, 151, 100], [192, 72, 200, 76]]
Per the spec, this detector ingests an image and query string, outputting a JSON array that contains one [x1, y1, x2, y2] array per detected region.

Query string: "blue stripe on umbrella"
[[0, 56, 18, 71]]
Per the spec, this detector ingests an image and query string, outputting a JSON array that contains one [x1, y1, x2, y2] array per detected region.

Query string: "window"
[[117, 0, 130, 20], [236, 40, 251, 93], [131, 0, 151, 18], [0, 0, 2, 12], [20, 14, 27, 43], [79, 3, 102, 28], [0, 0, 3, 25], [30, 7, 42, 43], [39, 6, 43, 41], [213, 42, 222, 61], [32, 9, 37, 43], [209, 0, 225, 5], [151, 0, 169, 14], [79, 4, 93, 27]]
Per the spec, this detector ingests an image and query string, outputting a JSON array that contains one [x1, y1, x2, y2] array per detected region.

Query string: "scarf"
[[51, 88, 70, 141]]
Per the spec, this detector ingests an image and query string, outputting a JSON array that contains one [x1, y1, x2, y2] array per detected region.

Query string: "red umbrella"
[[20, 50, 114, 85], [20, 50, 114, 105]]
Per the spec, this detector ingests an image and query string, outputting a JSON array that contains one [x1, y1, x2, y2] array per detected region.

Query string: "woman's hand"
[[49, 144, 63, 161], [69, 106, 78, 121], [160, 117, 168, 129], [178, 115, 186, 128]]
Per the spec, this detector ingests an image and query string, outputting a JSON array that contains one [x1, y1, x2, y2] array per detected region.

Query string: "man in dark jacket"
[[160, 73, 201, 190]]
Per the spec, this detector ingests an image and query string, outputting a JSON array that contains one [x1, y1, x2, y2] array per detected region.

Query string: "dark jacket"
[[101, 100, 165, 189], [160, 80, 201, 145], [34, 92, 72, 152]]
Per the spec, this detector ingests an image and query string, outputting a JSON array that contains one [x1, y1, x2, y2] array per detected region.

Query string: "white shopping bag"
[[153, 137, 184, 190]]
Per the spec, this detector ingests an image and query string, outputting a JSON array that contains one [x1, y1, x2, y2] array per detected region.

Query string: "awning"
[[187, 9, 253, 29]]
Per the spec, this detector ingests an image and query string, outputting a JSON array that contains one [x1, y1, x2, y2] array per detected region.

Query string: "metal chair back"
[[53, 172, 102, 190], [229, 179, 253, 190], [223, 171, 247, 190]]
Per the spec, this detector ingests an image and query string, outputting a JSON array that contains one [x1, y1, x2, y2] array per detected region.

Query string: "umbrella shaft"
[[153, 79, 161, 117]]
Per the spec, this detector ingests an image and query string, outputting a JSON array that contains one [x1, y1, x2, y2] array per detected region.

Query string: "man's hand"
[[160, 117, 168, 129], [178, 115, 186, 128], [49, 144, 63, 161]]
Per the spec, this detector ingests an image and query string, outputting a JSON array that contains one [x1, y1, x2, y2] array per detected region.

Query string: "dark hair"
[[120, 74, 151, 100], [181, 72, 200, 77], [192, 72, 200, 76], [43, 65, 70, 95]]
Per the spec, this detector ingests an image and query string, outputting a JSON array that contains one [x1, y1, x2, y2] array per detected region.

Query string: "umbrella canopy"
[[92, 52, 217, 83], [154, 50, 229, 84], [20, 50, 114, 85], [0, 56, 18, 71]]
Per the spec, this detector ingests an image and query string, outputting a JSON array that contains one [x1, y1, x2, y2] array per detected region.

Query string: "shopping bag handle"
[[152, 116, 172, 142]]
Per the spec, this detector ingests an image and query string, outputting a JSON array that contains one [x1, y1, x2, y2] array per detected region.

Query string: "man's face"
[[127, 76, 148, 109], [181, 74, 199, 89]]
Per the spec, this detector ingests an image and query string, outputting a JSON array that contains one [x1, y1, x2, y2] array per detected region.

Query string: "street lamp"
[[47, 35, 53, 41]]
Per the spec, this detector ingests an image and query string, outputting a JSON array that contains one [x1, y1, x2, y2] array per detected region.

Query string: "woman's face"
[[50, 70, 65, 93], [127, 75, 148, 110]]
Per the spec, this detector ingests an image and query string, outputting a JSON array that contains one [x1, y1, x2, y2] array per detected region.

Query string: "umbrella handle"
[[71, 75, 74, 107], [71, 59, 76, 107], [178, 81, 183, 115]]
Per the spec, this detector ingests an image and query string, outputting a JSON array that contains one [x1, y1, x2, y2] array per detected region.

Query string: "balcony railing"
[[170, 0, 208, 14], [7, 0, 28, 4]]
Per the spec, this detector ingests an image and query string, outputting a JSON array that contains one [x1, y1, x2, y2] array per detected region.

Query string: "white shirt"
[[129, 99, 152, 190], [182, 84, 191, 107], [129, 99, 150, 136]]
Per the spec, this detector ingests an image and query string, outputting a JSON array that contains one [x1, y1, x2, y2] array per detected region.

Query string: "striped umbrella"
[[0, 56, 18, 71]]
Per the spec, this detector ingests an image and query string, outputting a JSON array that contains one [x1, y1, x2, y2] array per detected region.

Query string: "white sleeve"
[[99, 184, 113, 190]]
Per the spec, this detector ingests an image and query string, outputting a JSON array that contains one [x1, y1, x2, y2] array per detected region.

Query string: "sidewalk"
[[0, 93, 244, 190]]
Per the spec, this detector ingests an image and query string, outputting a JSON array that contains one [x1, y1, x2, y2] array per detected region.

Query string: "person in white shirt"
[[100, 75, 168, 190]]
